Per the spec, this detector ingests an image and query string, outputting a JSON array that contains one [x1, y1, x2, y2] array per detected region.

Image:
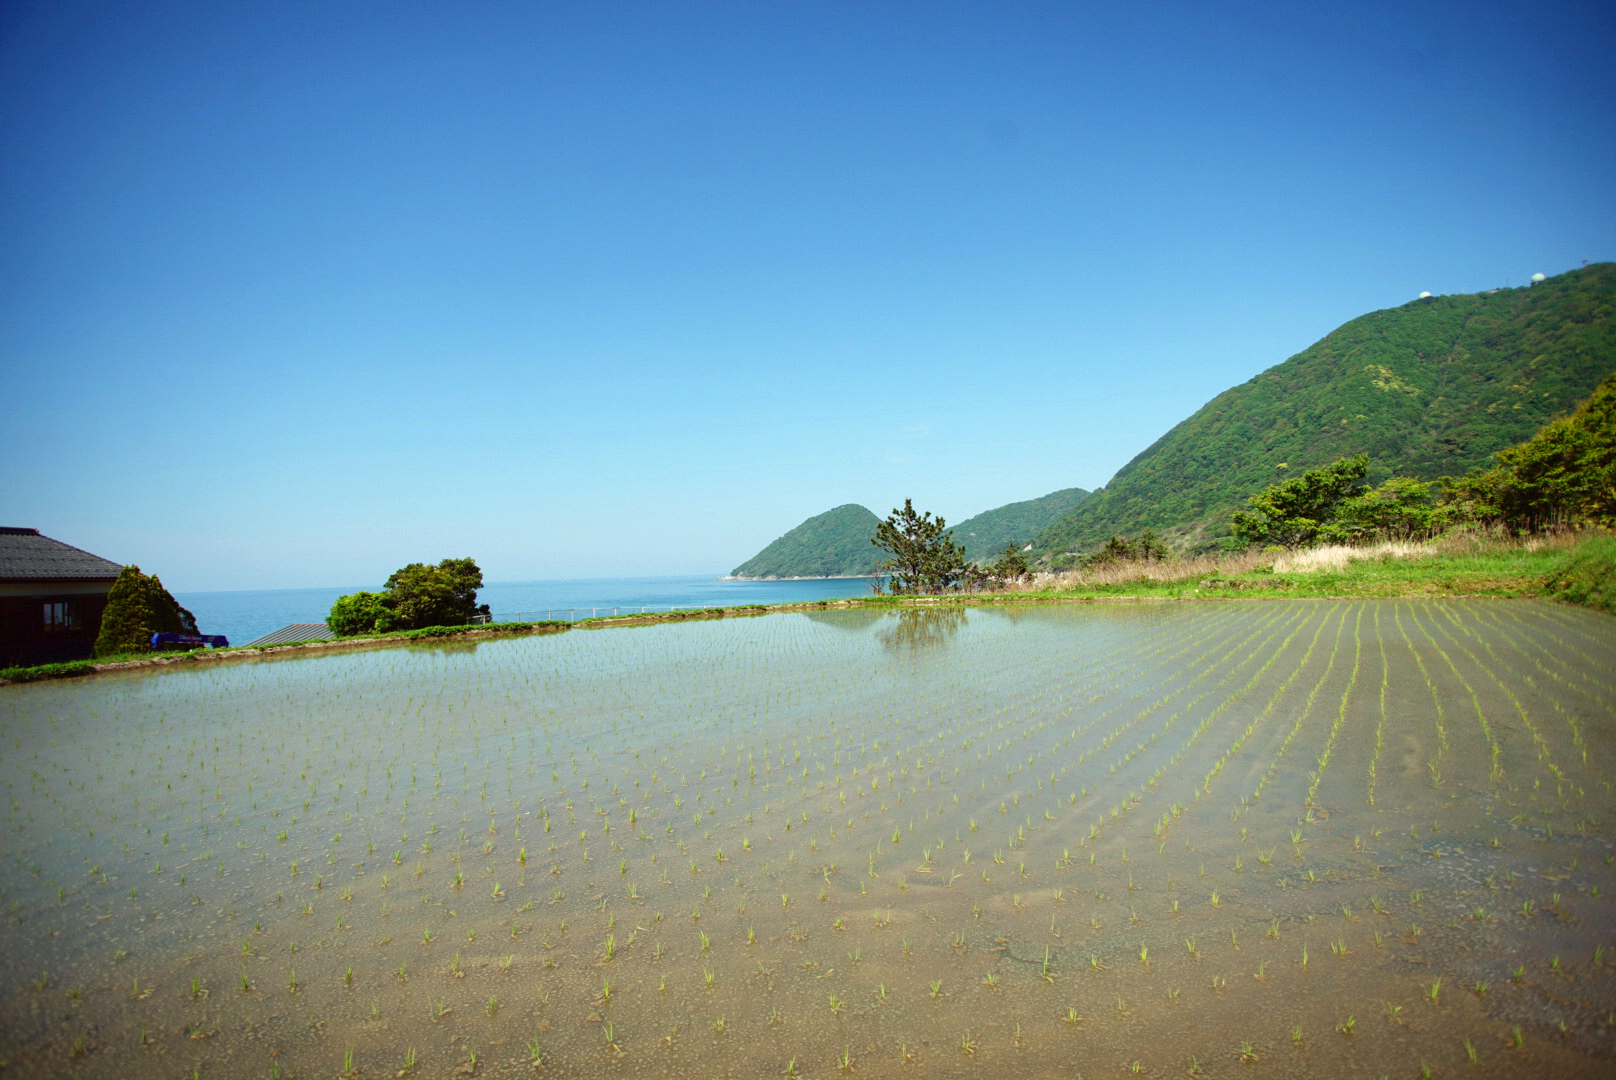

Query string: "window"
[[43, 601, 81, 633]]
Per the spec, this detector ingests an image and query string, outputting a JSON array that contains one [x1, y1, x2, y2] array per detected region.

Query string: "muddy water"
[[1, 600, 1613, 1078]]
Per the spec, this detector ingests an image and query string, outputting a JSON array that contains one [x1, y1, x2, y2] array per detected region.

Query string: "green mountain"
[[729, 504, 883, 579], [949, 487, 1091, 561], [1033, 263, 1616, 557]]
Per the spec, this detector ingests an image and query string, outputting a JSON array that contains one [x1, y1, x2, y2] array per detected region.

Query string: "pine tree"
[[871, 500, 967, 594]]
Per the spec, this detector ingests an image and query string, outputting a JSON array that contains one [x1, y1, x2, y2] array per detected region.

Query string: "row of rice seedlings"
[[1247, 606, 1352, 810], [1302, 604, 1364, 818], [1404, 605, 1505, 784], [1366, 605, 1389, 805], [1424, 604, 1567, 787], [1476, 609, 1591, 763], [1080, 605, 1315, 851], [1206, 604, 1347, 807], [1392, 602, 1455, 791]]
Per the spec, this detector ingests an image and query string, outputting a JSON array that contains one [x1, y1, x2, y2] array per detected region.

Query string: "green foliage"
[[93, 566, 199, 657], [871, 499, 968, 594], [1542, 535, 1616, 616], [399, 621, 560, 640], [1230, 456, 1369, 549], [1034, 264, 1616, 555], [948, 488, 1089, 562], [1321, 476, 1448, 542], [385, 558, 490, 629], [0, 659, 96, 683], [327, 591, 394, 636], [984, 544, 1035, 585], [328, 558, 491, 636], [730, 505, 884, 579], [1082, 530, 1169, 568], [1446, 372, 1616, 530]]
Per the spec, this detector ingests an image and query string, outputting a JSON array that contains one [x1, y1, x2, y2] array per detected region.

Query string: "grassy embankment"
[[0, 619, 571, 684], [1009, 530, 1615, 607], [3, 532, 1611, 685]]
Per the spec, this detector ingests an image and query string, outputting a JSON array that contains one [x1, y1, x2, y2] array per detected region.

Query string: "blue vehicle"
[[150, 632, 229, 650]]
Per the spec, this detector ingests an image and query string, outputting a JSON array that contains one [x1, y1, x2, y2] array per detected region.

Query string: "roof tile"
[[0, 528, 122, 582]]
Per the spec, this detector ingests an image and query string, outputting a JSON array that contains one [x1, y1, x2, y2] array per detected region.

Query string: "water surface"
[[2, 600, 1613, 1078]]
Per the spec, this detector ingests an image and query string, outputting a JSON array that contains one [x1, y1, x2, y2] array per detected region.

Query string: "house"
[[0, 527, 123, 667]]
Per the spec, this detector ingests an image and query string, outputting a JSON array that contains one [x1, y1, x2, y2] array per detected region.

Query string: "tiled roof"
[[0, 528, 123, 582], [243, 623, 335, 647]]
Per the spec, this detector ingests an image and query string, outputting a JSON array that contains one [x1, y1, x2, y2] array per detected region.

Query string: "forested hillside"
[[729, 504, 882, 579], [1033, 263, 1616, 556], [948, 487, 1090, 561]]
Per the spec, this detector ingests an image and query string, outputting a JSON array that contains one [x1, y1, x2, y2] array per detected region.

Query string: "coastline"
[[7, 532, 1608, 686], [719, 573, 879, 582]]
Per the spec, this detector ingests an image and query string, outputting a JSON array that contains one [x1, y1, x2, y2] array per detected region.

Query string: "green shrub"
[[93, 566, 198, 657], [327, 591, 394, 636], [1543, 535, 1616, 616], [1083, 531, 1168, 568]]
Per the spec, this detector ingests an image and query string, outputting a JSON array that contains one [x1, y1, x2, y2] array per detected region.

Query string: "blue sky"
[[3, 1, 1612, 591]]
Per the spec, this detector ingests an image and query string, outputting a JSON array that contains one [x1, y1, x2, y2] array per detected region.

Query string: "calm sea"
[[176, 575, 877, 646]]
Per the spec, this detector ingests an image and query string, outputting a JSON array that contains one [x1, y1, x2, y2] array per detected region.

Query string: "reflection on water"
[[800, 608, 888, 633], [1, 601, 1614, 1079], [877, 606, 968, 652]]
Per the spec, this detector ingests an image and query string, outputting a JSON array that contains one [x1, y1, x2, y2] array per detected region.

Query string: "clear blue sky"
[[3, 1, 1612, 591]]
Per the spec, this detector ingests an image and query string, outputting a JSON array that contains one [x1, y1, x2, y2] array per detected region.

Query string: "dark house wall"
[[0, 527, 124, 668], [0, 589, 111, 667]]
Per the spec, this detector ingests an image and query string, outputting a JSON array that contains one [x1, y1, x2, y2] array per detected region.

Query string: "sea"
[[175, 575, 878, 647]]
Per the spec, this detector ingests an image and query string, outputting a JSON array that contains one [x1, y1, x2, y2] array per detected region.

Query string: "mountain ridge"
[[728, 504, 883, 580], [730, 487, 1092, 579], [947, 487, 1090, 561], [1032, 263, 1616, 557]]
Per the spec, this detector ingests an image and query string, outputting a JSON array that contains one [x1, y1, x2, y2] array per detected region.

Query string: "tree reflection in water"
[[878, 605, 967, 651]]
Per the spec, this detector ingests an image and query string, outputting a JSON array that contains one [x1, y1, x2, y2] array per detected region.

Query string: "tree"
[[985, 543, 1034, 587], [1229, 455, 1369, 549], [94, 566, 199, 656], [327, 557, 492, 636], [384, 557, 490, 628], [1320, 476, 1446, 542], [1438, 372, 1616, 532], [871, 499, 968, 594]]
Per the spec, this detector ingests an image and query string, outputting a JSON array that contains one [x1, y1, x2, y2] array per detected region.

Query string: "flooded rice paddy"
[[2, 599, 1615, 1079]]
